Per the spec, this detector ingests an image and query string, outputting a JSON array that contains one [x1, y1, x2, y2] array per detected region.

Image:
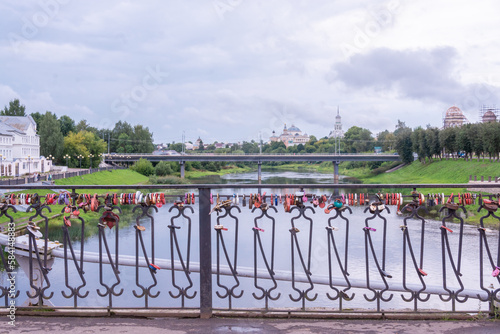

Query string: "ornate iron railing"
[[1, 183, 499, 318]]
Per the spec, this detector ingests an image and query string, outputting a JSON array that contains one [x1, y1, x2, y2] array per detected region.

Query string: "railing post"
[[198, 187, 212, 318]]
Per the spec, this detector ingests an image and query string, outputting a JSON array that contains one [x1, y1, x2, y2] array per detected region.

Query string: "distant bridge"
[[104, 153, 401, 183]]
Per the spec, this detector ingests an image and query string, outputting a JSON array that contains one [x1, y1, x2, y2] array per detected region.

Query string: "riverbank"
[[185, 165, 253, 179]]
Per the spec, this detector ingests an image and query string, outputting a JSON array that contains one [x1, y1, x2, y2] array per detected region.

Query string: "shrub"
[[155, 161, 172, 176], [130, 158, 155, 176]]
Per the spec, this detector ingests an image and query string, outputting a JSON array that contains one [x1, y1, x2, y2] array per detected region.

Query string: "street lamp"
[[88, 154, 94, 170], [27, 155, 32, 176], [64, 154, 70, 167], [0, 154, 4, 179], [77, 154, 83, 169]]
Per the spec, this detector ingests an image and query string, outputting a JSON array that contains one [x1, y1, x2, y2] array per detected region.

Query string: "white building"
[[269, 124, 310, 148], [0, 116, 51, 177], [328, 107, 344, 139]]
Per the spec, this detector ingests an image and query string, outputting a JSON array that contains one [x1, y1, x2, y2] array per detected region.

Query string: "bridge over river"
[[104, 153, 401, 182]]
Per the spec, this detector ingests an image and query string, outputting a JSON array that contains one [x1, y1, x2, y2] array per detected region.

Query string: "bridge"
[[1, 183, 499, 318], [104, 153, 401, 182]]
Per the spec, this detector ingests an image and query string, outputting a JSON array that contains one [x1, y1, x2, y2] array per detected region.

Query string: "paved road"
[[3, 317, 499, 334]]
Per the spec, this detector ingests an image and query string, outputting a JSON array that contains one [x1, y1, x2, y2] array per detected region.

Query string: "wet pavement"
[[2, 317, 499, 334]]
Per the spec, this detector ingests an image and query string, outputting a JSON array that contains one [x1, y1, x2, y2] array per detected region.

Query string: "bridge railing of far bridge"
[[0, 183, 499, 318]]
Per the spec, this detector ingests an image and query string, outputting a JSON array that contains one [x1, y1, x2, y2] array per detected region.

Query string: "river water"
[[3, 170, 499, 312]]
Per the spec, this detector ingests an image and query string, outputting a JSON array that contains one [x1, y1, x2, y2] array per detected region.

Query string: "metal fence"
[[1, 183, 499, 318]]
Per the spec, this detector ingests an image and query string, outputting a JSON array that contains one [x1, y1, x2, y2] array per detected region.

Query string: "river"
[[3, 170, 499, 312]]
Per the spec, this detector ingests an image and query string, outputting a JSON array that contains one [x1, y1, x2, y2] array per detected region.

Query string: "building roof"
[[482, 110, 497, 123], [288, 124, 301, 132], [0, 121, 20, 136], [0, 115, 36, 133]]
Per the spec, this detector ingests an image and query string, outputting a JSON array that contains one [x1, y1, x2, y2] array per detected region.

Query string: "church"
[[328, 107, 344, 139], [269, 124, 310, 148]]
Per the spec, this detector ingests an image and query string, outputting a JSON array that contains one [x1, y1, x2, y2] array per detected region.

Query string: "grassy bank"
[[55, 169, 148, 186]]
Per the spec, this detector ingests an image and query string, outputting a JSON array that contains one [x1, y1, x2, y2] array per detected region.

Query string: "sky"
[[1, 0, 499, 144]]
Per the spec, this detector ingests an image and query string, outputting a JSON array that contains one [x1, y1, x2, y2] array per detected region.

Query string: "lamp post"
[[27, 155, 31, 176], [0, 154, 3, 179], [64, 154, 70, 167], [88, 154, 94, 171], [77, 154, 83, 169]]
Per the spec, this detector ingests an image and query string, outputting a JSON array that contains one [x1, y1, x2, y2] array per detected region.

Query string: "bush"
[[155, 161, 172, 176], [130, 158, 155, 176]]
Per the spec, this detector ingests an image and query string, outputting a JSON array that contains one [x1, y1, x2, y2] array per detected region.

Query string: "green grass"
[[363, 159, 500, 184], [55, 169, 148, 186], [186, 165, 252, 178]]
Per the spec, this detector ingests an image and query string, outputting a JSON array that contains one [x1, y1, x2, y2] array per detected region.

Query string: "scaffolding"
[[443, 106, 469, 128], [479, 104, 499, 123]]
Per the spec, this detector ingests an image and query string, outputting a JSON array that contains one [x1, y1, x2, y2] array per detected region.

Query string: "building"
[[269, 124, 310, 148], [328, 107, 344, 139], [0, 115, 51, 177], [480, 105, 499, 123], [443, 106, 469, 128]]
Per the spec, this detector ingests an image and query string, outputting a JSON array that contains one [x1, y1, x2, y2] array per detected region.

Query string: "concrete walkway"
[[3, 317, 499, 334]]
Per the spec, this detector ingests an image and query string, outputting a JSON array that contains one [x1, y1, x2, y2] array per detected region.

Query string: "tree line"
[[394, 120, 500, 164], [1, 99, 155, 168]]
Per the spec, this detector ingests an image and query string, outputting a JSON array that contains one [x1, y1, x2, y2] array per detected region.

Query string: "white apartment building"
[[0, 116, 52, 177]]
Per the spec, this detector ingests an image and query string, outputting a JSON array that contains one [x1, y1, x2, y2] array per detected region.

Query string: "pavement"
[[2, 317, 499, 334]]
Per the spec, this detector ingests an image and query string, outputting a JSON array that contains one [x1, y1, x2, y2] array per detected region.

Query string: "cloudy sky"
[[1, 0, 499, 144]]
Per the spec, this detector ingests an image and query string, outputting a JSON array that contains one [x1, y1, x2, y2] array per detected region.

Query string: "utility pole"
[[182, 131, 185, 154], [107, 132, 110, 154], [259, 132, 262, 154]]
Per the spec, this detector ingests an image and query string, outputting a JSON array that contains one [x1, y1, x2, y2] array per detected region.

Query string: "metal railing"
[[1, 183, 499, 318]]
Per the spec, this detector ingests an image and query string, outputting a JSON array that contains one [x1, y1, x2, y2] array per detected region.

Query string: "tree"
[[439, 126, 458, 159], [155, 161, 172, 176], [39, 112, 64, 161], [169, 142, 183, 153], [75, 119, 97, 133], [63, 131, 106, 168], [395, 127, 413, 164], [59, 115, 76, 136], [111, 121, 133, 152], [1, 99, 26, 116], [30, 111, 44, 129], [198, 140, 204, 152], [131, 158, 155, 176], [132, 124, 155, 153], [343, 126, 374, 153], [116, 133, 133, 153]]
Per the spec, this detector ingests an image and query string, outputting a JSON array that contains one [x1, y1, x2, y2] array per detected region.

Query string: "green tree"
[[343, 126, 374, 153], [30, 111, 44, 129], [131, 158, 155, 176], [169, 142, 183, 153], [1, 99, 26, 116], [39, 112, 64, 162], [63, 131, 106, 168], [395, 127, 413, 164], [75, 119, 97, 133], [132, 124, 155, 153], [111, 121, 133, 152], [439, 126, 458, 159], [155, 161, 172, 176], [198, 140, 204, 152], [116, 133, 134, 153], [59, 115, 76, 136]]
